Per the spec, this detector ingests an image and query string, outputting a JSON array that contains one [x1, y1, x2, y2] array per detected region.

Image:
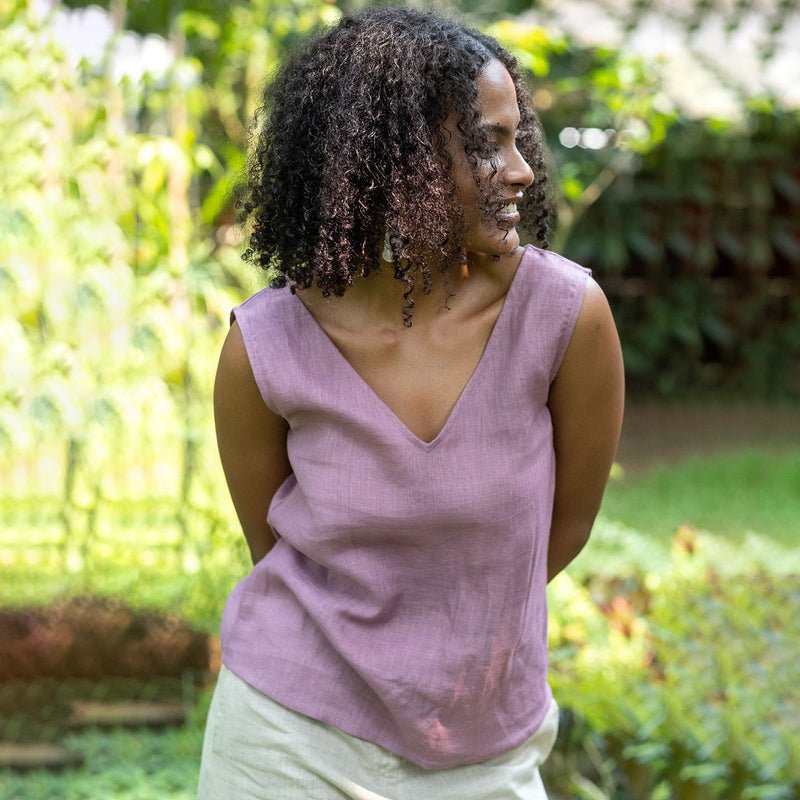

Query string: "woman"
[[199, 6, 624, 799]]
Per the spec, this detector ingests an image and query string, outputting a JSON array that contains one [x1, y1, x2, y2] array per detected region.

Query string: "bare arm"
[[546, 277, 625, 582], [214, 320, 292, 564]]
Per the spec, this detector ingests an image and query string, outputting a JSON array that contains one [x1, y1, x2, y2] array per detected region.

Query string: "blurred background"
[[1, 0, 798, 798]]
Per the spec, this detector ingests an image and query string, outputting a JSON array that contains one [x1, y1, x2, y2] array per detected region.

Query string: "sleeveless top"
[[219, 245, 590, 769]]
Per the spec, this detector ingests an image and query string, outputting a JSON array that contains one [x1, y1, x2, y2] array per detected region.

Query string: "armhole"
[[549, 266, 591, 385], [229, 302, 280, 415]]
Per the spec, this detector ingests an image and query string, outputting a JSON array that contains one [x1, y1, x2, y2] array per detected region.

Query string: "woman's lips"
[[497, 203, 520, 227]]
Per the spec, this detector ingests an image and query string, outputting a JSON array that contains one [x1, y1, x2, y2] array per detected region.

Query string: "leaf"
[[665, 230, 695, 261], [693, 239, 718, 273], [699, 316, 736, 348], [623, 741, 670, 764], [742, 785, 795, 800], [770, 230, 800, 264], [625, 230, 663, 263], [770, 171, 800, 203], [569, 775, 613, 800], [679, 762, 730, 783], [714, 230, 746, 263], [200, 173, 236, 227], [746, 237, 774, 272], [601, 233, 629, 271], [176, 10, 221, 41]]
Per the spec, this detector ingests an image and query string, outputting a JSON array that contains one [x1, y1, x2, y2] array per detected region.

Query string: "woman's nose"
[[507, 147, 534, 189]]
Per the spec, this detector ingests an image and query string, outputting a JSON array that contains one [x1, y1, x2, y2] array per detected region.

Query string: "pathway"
[[616, 401, 800, 473]]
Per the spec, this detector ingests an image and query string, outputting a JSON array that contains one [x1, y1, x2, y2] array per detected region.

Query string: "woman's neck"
[[297, 245, 525, 330]]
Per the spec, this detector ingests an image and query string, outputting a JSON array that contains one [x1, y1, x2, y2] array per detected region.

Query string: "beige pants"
[[197, 665, 559, 800]]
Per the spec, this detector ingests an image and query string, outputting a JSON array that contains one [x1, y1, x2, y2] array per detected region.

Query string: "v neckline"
[[291, 248, 529, 449]]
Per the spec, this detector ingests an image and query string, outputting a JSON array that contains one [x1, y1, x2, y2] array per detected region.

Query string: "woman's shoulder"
[[230, 283, 297, 327], [236, 283, 293, 312], [505, 246, 594, 382], [520, 244, 592, 283], [511, 245, 592, 315]]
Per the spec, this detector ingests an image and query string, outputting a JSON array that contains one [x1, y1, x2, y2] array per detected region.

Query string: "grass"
[[0, 692, 211, 800], [568, 449, 800, 579]]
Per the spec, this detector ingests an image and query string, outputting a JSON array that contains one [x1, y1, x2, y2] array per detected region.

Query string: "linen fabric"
[[219, 245, 590, 769], [198, 665, 560, 799]]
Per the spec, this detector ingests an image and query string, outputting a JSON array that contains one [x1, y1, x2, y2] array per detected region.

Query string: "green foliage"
[[548, 544, 800, 799], [3, 4, 795, 593], [0, 2, 260, 615], [177, 0, 341, 224], [564, 109, 800, 398], [0, 548, 249, 633], [59, 0, 340, 226]]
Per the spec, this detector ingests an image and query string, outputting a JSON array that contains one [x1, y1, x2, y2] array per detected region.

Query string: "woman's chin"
[[492, 231, 522, 258], [466, 230, 520, 260]]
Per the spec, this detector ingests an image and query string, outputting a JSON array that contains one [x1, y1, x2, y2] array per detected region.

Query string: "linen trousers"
[[197, 665, 559, 800]]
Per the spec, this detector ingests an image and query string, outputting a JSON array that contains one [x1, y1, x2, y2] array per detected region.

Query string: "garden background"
[[1, 0, 798, 798]]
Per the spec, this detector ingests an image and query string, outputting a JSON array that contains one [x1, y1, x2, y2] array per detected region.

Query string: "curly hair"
[[238, 5, 554, 318]]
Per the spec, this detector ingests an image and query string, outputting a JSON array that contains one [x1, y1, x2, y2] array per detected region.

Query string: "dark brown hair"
[[238, 5, 553, 317]]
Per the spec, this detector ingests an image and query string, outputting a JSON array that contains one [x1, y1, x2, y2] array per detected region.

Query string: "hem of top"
[[219, 654, 552, 771]]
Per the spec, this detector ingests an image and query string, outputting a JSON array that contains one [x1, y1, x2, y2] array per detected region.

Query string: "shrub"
[[564, 110, 800, 399], [547, 532, 800, 799], [0, 596, 210, 683]]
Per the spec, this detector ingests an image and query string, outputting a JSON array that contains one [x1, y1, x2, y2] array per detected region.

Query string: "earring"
[[382, 230, 394, 263]]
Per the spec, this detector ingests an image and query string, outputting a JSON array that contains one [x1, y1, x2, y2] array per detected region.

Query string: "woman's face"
[[444, 59, 534, 259]]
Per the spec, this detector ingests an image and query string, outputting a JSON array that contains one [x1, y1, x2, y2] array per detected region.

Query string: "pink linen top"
[[219, 245, 590, 769]]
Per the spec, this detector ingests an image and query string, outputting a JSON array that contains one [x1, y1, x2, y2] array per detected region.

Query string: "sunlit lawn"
[[570, 449, 800, 578]]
